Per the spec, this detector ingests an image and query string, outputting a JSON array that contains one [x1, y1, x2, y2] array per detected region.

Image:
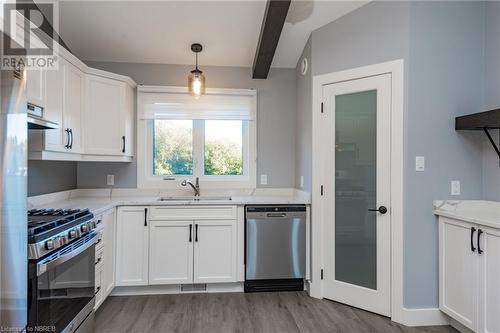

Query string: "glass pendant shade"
[[188, 69, 206, 97]]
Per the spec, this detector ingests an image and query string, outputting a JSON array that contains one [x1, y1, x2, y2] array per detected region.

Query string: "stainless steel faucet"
[[181, 177, 200, 196]]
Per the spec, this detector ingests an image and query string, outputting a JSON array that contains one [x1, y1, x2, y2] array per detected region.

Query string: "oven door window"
[[35, 244, 95, 332]]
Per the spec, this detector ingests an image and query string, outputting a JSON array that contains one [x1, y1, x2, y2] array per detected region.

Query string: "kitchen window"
[[138, 87, 256, 189]]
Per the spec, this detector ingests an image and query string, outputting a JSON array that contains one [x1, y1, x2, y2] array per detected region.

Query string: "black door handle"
[[477, 229, 483, 254], [471, 227, 476, 252], [64, 128, 70, 148], [69, 129, 73, 149], [189, 224, 192, 242], [368, 206, 388, 214], [144, 208, 148, 227], [122, 136, 126, 153], [195, 224, 198, 242]]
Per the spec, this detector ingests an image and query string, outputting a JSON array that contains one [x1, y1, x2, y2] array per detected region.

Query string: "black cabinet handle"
[[368, 206, 388, 214], [64, 129, 70, 148], [122, 136, 126, 153], [195, 224, 198, 242], [69, 129, 73, 149], [95, 257, 102, 265], [144, 208, 148, 227], [189, 224, 192, 242], [471, 227, 476, 252], [477, 229, 483, 254], [94, 286, 101, 295]]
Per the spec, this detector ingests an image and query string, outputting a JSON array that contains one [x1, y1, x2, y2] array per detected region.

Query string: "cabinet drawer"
[[94, 268, 104, 310], [149, 206, 237, 220], [95, 231, 104, 250], [95, 247, 104, 268]]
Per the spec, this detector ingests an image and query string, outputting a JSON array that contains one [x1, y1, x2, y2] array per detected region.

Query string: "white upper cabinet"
[[63, 60, 84, 154], [44, 61, 65, 152], [83, 73, 135, 159], [84, 75, 125, 156], [26, 68, 46, 108], [28, 41, 136, 161]]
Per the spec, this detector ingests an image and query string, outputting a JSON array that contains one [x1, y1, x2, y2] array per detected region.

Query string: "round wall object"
[[300, 57, 308, 76]]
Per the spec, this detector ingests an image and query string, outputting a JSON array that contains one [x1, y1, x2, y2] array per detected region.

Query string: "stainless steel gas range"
[[27, 208, 98, 333]]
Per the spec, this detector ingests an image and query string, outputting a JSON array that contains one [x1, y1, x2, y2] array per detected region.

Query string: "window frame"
[[137, 86, 257, 189]]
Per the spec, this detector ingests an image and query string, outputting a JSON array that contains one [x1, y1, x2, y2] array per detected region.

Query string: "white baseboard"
[[401, 307, 450, 327], [111, 283, 244, 296]]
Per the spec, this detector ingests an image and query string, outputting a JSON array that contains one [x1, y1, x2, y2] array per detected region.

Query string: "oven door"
[[29, 232, 98, 333]]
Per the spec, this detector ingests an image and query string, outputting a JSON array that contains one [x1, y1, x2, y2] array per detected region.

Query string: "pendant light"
[[188, 43, 206, 97]]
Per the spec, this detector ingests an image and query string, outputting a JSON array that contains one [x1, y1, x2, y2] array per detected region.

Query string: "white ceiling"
[[52, 0, 368, 69]]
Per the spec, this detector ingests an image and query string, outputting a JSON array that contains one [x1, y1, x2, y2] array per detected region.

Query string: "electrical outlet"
[[260, 174, 268, 185], [107, 174, 115, 186], [415, 156, 425, 171], [451, 180, 460, 196], [300, 176, 304, 188]]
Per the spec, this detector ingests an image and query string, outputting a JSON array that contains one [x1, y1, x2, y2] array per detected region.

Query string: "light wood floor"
[[95, 292, 457, 333]]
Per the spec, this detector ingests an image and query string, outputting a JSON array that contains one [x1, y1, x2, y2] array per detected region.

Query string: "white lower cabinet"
[[116, 206, 149, 286], [149, 220, 193, 285], [478, 227, 500, 333], [117, 206, 239, 287], [193, 220, 237, 283], [102, 209, 116, 296], [439, 217, 500, 333]]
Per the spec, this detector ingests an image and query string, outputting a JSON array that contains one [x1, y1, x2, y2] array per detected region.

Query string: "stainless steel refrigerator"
[[0, 50, 28, 329]]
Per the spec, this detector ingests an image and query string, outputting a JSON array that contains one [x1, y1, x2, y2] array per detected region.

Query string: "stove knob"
[[45, 239, 54, 250], [68, 230, 77, 239], [81, 224, 88, 233], [91, 221, 97, 228]]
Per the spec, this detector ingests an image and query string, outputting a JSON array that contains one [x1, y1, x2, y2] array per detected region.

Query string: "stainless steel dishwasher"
[[245, 205, 306, 292]]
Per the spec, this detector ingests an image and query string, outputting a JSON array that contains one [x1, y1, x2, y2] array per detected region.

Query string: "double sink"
[[158, 196, 232, 202]]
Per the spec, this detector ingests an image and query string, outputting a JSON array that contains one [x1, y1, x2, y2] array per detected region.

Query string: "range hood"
[[27, 103, 59, 130]]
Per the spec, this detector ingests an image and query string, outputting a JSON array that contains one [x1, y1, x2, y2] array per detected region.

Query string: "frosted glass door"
[[335, 90, 377, 290], [322, 74, 391, 317]]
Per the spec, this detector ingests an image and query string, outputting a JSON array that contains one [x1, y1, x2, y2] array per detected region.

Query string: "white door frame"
[[310, 59, 405, 324]]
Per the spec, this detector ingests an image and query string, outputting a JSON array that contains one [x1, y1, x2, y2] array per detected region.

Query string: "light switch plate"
[[260, 174, 268, 185], [107, 174, 115, 186], [415, 156, 425, 171], [300, 176, 304, 188], [451, 180, 460, 196]]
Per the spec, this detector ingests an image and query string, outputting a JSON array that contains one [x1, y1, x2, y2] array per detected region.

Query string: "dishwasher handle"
[[266, 213, 287, 218]]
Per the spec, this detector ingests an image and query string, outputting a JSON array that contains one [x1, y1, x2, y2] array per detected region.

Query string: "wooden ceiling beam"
[[252, 0, 291, 79]]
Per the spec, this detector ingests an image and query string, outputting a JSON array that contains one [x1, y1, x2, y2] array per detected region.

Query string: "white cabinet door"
[[122, 84, 134, 157], [102, 209, 116, 296], [94, 268, 104, 310], [44, 61, 66, 152], [26, 68, 46, 107], [116, 207, 149, 286], [149, 220, 193, 285], [84, 75, 124, 155], [439, 218, 478, 331], [193, 220, 237, 283], [63, 61, 84, 153], [479, 227, 500, 333]]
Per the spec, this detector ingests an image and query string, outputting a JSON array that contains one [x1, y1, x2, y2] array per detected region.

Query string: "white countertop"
[[28, 189, 310, 216], [433, 200, 500, 229]]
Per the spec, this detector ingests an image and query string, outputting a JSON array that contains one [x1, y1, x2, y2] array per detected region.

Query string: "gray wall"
[[295, 37, 312, 191], [28, 161, 77, 196], [302, 1, 485, 308], [406, 1, 485, 308], [78, 63, 297, 188], [482, 2, 500, 201]]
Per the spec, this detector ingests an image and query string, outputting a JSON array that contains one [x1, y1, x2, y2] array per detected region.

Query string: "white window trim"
[[137, 86, 257, 189]]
